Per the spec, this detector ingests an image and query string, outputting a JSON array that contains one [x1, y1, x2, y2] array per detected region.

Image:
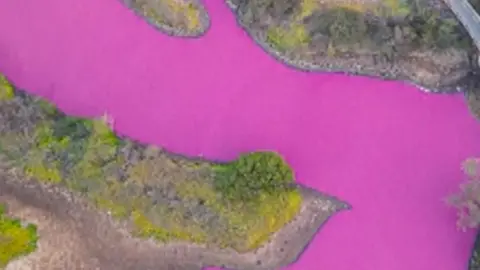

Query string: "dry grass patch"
[[130, 0, 202, 32]]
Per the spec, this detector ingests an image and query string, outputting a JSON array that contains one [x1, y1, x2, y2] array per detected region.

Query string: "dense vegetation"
[[0, 76, 302, 252], [0, 204, 38, 268], [258, 0, 473, 56], [213, 151, 295, 201]]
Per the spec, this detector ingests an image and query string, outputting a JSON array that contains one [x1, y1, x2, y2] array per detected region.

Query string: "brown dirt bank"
[[227, 0, 480, 93], [121, 0, 480, 93], [0, 171, 200, 270], [0, 170, 348, 270]]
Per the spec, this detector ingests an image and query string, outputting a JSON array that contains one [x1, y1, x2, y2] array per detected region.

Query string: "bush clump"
[[320, 8, 367, 45], [267, 25, 311, 51], [0, 75, 15, 101], [213, 151, 294, 201], [406, 9, 471, 50], [0, 204, 38, 268]]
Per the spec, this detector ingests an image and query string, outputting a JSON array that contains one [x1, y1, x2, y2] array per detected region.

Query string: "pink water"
[[0, 0, 479, 269]]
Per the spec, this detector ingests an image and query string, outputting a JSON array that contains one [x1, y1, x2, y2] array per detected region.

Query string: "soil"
[[0, 172, 200, 270], [0, 169, 347, 270]]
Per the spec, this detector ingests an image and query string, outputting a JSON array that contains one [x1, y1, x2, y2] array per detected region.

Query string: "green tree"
[[213, 151, 294, 201]]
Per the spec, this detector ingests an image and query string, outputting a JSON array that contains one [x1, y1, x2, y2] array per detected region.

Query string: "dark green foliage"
[[50, 115, 92, 141], [302, 3, 473, 52], [406, 10, 471, 49], [213, 151, 294, 201], [234, 0, 301, 26], [316, 8, 367, 45], [35, 99, 59, 117]]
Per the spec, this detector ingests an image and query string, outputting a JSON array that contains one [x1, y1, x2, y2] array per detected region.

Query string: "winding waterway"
[[0, 0, 480, 269]]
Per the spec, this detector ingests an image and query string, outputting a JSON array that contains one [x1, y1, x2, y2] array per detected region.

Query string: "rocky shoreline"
[[121, 0, 479, 94], [0, 169, 348, 270], [227, 0, 478, 94]]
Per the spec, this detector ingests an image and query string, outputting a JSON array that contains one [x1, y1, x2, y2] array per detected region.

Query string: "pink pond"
[[0, 0, 480, 269]]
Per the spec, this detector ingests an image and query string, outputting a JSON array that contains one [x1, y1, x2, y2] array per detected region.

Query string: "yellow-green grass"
[[267, 25, 311, 51], [0, 205, 38, 268], [0, 75, 14, 101], [0, 88, 303, 252], [321, 0, 410, 17], [266, 0, 314, 51], [265, 0, 411, 51], [169, 1, 200, 31], [133, 0, 201, 31], [175, 179, 301, 250]]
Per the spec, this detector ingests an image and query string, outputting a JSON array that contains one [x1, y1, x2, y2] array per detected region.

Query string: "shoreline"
[[0, 80, 350, 269], [0, 169, 349, 270], [119, 0, 211, 37], [0, 1, 478, 268], [119, 0, 474, 95]]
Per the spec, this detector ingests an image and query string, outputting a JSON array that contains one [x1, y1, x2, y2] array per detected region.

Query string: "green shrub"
[[24, 124, 70, 184], [35, 98, 58, 117], [0, 204, 38, 268], [66, 115, 120, 191], [330, 8, 367, 44], [213, 151, 294, 201], [310, 8, 367, 46], [0, 75, 15, 101], [50, 115, 91, 141], [266, 24, 311, 51], [408, 10, 471, 50]]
